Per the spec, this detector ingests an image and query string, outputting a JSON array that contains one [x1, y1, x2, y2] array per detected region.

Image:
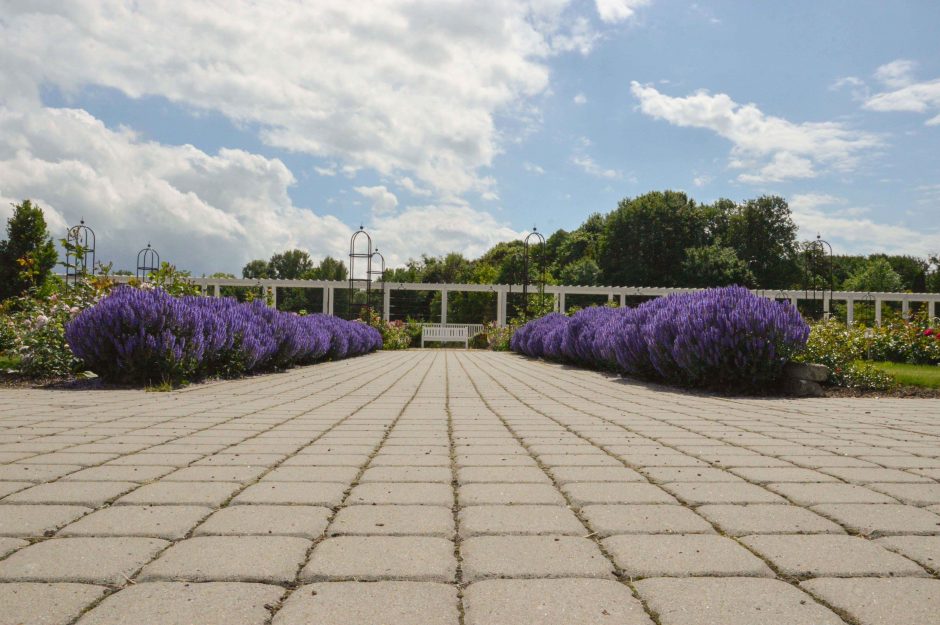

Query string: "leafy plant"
[[796, 320, 893, 390]]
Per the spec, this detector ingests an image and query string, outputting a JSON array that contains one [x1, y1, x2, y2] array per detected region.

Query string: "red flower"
[[925, 328, 936, 337]]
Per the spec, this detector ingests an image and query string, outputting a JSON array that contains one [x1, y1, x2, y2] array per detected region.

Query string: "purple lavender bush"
[[513, 286, 809, 392], [66, 287, 380, 385]]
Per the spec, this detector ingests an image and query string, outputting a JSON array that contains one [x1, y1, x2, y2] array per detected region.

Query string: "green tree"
[[843, 257, 905, 293], [599, 190, 703, 287], [310, 256, 348, 280], [557, 258, 602, 286], [242, 259, 271, 279], [724, 196, 799, 288], [0, 200, 58, 300], [681, 244, 755, 288], [269, 249, 313, 279]]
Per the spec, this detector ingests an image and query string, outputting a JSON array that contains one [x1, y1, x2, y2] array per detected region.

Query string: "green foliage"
[[359, 308, 421, 350], [681, 244, 755, 288], [482, 321, 515, 351], [557, 257, 601, 286], [723, 196, 799, 288], [867, 314, 940, 364], [0, 200, 58, 300], [867, 362, 940, 389], [134, 262, 201, 297], [796, 320, 893, 390], [0, 275, 113, 378], [843, 257, 905, 293]]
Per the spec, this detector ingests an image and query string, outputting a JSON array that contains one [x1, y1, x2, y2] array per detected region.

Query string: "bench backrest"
[[422, 326, 468, 340]]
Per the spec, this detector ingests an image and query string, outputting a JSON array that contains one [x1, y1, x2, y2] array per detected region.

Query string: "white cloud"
[[790, 193, 940, 255], [397, 177, 433, 197], [0, 105, 352, 274], [571, 154, 621, 179], [573, 93, 588, 105], [595, 0, 650, 23], [631, 81, 880, 183], [873, 59, 916, 89], [354, 185, 399, 215], [0, 1, 608, 197], [830, 76, 869, 101], [692, 174, 712, 187], [313, 165, 337, 177], [372, 203, 526, 267], [523, 162, 546, 175]]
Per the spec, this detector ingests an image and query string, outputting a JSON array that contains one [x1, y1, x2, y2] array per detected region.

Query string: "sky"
[[1, 0, 938, 275]]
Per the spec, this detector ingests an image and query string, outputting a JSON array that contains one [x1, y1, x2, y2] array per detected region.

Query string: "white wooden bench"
[[421, 325, 469, 348]]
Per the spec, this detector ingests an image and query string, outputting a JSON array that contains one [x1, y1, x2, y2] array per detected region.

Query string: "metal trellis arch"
[[136, 244, 160, 281], [65, 219, 96, 286], [522, 227, 546, 320], [347, 227, 373, 320], [802, 234, 833, 319]]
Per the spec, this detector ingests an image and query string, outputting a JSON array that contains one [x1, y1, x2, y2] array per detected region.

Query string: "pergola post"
[[441, 289, 448, 324], [383, 287, 391, 322], [846, 298, 854, 326], [327, 287, 334, 315], [902, 299, 910, 320], [790, 296, 798, 309], [875, 299, 882, 326], [213, 284, 220, 298], [271, 285, 277, 309], [322, 287, 330, 314], [619, 293, 626, 307], [558, 292, 566, 314], [497, 289, 506, 327], [930, 299, 936, 320]]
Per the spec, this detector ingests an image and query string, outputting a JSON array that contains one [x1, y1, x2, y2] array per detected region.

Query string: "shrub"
[[66, 287, 380, 385], [797, 320, 894, 390], [512, 286, 810, 392]]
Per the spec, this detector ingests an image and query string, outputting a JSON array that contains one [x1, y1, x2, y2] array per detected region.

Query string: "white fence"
[[98, 275, 940, 327]]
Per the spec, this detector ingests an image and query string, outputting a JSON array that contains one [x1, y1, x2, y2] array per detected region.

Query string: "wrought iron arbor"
[[136, 244, 160, 281], [522, 228, 546, 320], [347, 227, 373, 319], [803, 234, 833, 319], [65, 219, 96, 285]]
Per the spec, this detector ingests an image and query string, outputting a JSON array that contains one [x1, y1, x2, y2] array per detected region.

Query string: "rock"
[[784, 362, 829, 383], [783, 377, 825, 398]]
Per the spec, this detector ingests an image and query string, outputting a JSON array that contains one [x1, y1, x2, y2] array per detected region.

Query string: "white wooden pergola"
[[104, 276, 940, 327]]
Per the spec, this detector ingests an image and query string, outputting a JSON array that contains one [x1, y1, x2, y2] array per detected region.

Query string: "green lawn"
[[868, 361, 940, 389], [0, 354, 21, 371]]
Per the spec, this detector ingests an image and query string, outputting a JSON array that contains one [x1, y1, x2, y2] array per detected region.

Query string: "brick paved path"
[[1, 350, 939, 624]]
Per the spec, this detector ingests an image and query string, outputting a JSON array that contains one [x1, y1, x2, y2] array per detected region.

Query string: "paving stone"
[[635, 577, 845, 625], [0, 537, 27, 558], [455, 454, 538, 467], [3, 481, 139, 506], [696, 504, 845, 536], [0, 504, 92, 537], [458, 483, 565, 506], [866, 483, 940, 506], [230, 481, 346, 506], [458, 505, 584, 537], [768, 482, 899, 505], [0, 481, 31, 498], [561, 482, 677, 506], [273, 581, 458, 625], [301, 536, 456, 582], [811, 503, 940, 537], [0, 464, 83, 482], [0, 582, 108, 625], [642, 467, 746, 483], [193, 453, 285, 467], [728, 467, 839, 483], [464, 578, 654, 625], [358, 466, 452, 483], [262, 466, 360, 482], [330, 505, 454, 537], [661, 482, 785, 505], [281, 454, 370, 466], [194, 504, 330, 538], [460, 536, 613, 581], [58, 505, 212, 539], [370, 454, 450, 467], [580, 504, 715, 536], [348, 482, 453, 505], [161, 466, 268, 482], [604, 534, 774, 577], [115, 481, 242, 506], [800, 578, 940, 625], [75, 581, 285, 625], [0, 537, 168, 584], [818, 467, 932, 483], [740, 534, 929, 578], [59, 465, 175, 482], [457, 466, 552, 483], [877, 536, 940, 572], [138, 536, 309, 583], [107, 453, 205, 467]]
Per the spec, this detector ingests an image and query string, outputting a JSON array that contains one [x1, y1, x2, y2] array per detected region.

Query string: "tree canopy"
[[0, 200, 58, 300]]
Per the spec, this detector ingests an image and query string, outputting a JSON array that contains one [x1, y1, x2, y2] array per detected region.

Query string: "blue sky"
[[1, 1, 938, 275]]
